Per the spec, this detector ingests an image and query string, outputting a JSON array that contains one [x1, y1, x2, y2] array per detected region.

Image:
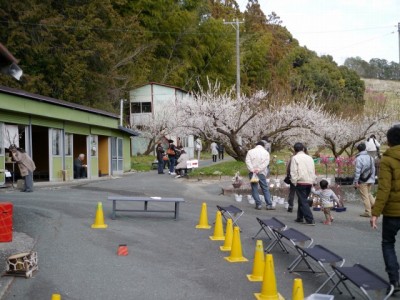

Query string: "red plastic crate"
[[0, 202, 13, 242]]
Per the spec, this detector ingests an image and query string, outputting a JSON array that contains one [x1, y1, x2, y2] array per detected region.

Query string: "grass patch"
[[190, 160, 247, 177], [131, 155, 155, 171]]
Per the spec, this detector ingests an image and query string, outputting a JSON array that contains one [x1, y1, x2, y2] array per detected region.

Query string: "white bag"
[[234, 194, 243, 202], [247, 195, 255, 205], [250, 173, 259, 183]]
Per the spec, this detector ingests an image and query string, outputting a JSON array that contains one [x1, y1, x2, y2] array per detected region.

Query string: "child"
[[311, 179, 340, 225]]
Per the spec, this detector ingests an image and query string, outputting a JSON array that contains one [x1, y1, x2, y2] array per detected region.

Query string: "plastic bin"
[[0, 202, 13, 242], [306, 294, 334, 300]]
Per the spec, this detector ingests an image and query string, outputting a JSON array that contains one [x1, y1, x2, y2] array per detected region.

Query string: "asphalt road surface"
[[0, 172, 399, 300]]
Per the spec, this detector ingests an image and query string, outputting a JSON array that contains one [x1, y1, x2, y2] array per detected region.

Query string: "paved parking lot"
[[0, 171, 399, 299]]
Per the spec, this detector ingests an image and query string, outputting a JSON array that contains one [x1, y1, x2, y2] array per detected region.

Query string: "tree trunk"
[[143, 137, 156, 155]]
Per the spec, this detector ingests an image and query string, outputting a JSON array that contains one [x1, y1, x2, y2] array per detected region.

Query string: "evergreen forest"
[[0, 0, 365, 114]]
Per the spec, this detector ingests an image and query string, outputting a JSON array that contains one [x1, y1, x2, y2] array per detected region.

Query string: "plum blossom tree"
[[130, 105, 176, 155], [175, 81, 332, 161]]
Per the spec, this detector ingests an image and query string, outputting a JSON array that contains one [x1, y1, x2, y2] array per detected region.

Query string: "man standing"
[[74, 153, 87, 179], [290, 142, 316, 225], [371, 126, 400, 293], [245, 141, 275, 210], [354, 143, 376, 217]]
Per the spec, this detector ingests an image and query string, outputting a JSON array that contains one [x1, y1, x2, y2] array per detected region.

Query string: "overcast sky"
[[237, 0, 400, 65]]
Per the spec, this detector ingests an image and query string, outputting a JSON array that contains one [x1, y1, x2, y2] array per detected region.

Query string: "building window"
[[52, 129, 62, 156], [65, 133, 73, 156], [131, 102, 152, 113], [111, 137, 123, 172]]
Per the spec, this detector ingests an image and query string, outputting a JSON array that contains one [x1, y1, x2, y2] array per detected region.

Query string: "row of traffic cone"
[[196, 202, 306, 300]]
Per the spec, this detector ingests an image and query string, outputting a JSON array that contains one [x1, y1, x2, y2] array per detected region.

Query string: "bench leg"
[[144, 201, 148, 211], [175, 202, 179, 220], [111, 200, 116, 220]]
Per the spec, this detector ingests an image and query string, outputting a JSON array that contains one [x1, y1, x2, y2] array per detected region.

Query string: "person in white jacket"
[[290, 142, 316, 225], [245, 142, 275, 210], [365, 134, 381, 159]]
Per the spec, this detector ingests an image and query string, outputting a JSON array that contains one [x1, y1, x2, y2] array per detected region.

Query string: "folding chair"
[[252, 217, 287, 244], [216, 205, 244, 228], [267, 227, 313, 270], [290, 244, 345, 294], [329, 264, 394, 300]]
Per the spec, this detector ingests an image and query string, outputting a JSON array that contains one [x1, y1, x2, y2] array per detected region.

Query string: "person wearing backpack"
[[354, 142, 376, 217]]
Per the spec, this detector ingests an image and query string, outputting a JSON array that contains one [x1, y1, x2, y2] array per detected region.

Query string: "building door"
[[73, 134, 88, 179], [98, 136, 109, 176], [49, 128, 63, 181], [32, 126, 49, 181], [111, 137, 123, 175]]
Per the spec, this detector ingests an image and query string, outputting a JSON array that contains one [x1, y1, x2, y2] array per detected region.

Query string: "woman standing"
[[9, 145, 36, 192], [210, 141, 218, 162]]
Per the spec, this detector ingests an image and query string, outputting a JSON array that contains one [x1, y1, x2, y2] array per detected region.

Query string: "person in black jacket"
[[156, 143, 165, 174]]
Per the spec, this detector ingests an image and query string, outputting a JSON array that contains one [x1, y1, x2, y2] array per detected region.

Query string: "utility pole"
[[398, 22, 400, 64], [223, 18, 244, 99]]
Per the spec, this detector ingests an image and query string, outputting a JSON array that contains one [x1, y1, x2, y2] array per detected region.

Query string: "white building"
[[129, 82, 195, 158]]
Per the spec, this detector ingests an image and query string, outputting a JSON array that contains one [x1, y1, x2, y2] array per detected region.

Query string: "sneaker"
[[305, 220, 316, 226], [255, 205, 262, 210], [294, 219, 304, 223], [170, 172, 176, 176], [388, 282, 400, 295], [266, 206, 276, 210], [168, 171, 171, 174], [287, 207, 293, 213], [360, 213, 371, 217]]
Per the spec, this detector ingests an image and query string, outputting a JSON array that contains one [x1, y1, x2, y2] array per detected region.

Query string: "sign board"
[[187, 160, 199, 169]]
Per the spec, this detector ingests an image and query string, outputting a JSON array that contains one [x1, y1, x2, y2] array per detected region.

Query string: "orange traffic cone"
[[254, 254, 285, 300], [51, 294, 61, 300], [210, 211, 225, 240], [91, 202, 108, 229], [195, 202, 211, 229], [224, 226, 248, 262], [117, 244, 129, 256], [247, 240, 265, 282], [292, 278, 304, 300], [220, 218, 233, 251]]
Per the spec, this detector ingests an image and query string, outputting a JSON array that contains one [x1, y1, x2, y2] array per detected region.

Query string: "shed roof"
[[0, 85, 118, 118], [133, 82, 188, 94]]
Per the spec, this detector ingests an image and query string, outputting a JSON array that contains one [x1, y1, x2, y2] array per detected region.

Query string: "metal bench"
[[108, 196, 185, 220]]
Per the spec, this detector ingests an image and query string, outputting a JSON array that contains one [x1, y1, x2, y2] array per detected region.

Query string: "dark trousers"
[[287, 183, 296, 208], [157, 160, 164, 174], [169, 157, 176, 173], [24, 170, 34, 192], [218, 151, 224, 160], [382, 216, 400, 283], [212, 155, 217, 162], [295, 184, 314, 223]]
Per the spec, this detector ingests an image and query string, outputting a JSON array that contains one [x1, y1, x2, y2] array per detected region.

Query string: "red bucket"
[[0, 202, 13, 242]]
